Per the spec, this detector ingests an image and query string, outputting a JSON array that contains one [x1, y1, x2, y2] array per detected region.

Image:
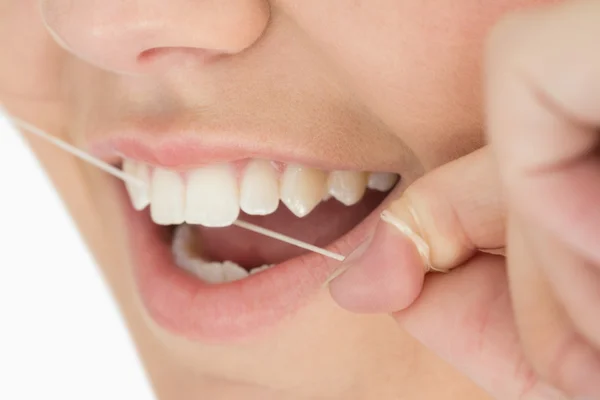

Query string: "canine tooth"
[[327, 171, 368, 206], [280, 164, 327, 217], [185, 164, 240, 227], [367, 172, 398, 192], [150, 168, 185, 225], [123, 159, 151, 210], [240, 159, 280, 215]]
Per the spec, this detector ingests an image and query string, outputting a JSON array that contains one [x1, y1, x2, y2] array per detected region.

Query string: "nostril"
[[137, 47, 225, 67]]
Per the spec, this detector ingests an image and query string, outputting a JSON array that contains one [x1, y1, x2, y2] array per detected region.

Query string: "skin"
[[0, 0, 562, 399], [330, 1, 600, 399]]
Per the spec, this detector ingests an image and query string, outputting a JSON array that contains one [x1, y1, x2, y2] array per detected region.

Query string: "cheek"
[[450, 0, 564, 38], [298, 0, 564, 169], [0, 0, 66, 105]]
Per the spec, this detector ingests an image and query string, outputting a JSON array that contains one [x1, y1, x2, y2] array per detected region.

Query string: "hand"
[[329, 1, 600, 398]]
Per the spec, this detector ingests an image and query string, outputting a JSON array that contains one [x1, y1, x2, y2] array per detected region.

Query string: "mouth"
[[102, 140, 399, 342]]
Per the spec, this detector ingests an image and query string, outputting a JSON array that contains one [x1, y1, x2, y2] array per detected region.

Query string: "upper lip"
[[89, 132, 347, 170], [85, 120, 408, 173]]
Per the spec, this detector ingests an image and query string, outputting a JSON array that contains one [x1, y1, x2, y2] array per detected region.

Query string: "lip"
[[118, 175, 398, 343], [90, 123, 402, 342], [87, 129, 403, 173]]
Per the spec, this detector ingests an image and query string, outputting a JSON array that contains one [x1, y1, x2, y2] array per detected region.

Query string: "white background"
[[0, 115, 155, 400]]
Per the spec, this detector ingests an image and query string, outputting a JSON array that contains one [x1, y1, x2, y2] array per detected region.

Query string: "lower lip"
[[120, 186, 385, 343]]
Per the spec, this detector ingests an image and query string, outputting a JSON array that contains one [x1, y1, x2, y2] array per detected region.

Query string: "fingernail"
[[327, 205, 431, 286], [380, 209, 433, 272]]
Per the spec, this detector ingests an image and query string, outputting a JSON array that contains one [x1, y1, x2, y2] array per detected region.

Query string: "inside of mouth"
[[170, 190, 389, 272]]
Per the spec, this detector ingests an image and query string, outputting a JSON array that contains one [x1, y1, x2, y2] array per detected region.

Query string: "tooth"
[[221, 261, 250, 282], [193, 262, 250, 283], [240, 159, 280, 215], [280, 164, 327, 217], [179, 258, 203, 276], [327, 171, 368, 206], [172, 226, 250, 283], [249, 265, 273, 275], [185, 164, 240, 227], [183, 260, 250, 283], [367, 172, 399, 192], [172, 224, 190, 264], [150, 168, 185, 225], [123, 159, 151, 210], [172, 224, 198, 268], [193, 262, 226, 284]]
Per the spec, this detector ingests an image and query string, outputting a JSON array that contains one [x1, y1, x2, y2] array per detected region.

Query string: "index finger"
[[485, 0, 600, 263]]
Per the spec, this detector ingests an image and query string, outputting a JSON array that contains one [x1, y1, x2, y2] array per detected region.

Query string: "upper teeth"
[[122, 158, 398, 227], [367, 172, 400, 192], [123, 160, 151, 211], [327, 171, 369, 206], [280, 164, 329, 218], [240, 160, 280, 216], [185, 164, 239, 227]]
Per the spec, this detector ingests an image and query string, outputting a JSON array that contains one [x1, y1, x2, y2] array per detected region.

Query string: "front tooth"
[[367, 172, 399, 192], [280, 164, 327, 217], [185, 164, 240, 227], [240, 160, 280, 215], [327, 171, 368, 206], [123, 159, 151, 210], [150, 168, 185, 225]]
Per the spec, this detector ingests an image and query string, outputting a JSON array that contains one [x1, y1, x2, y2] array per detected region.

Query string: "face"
[[0, 1, 553, 399]]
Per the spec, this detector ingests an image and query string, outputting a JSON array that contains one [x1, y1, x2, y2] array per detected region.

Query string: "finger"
[[530, 225, 600, 351], [508, 212, 600, 398], [485, 0, 600, 265], [385, 147, 506, 270], [329, 147, 505, 313], [328, 219, 425, 313], [395, 255, 563, 400]]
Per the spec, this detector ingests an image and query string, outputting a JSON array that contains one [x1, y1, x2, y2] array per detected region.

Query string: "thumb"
[[329, 147, 505, 313]]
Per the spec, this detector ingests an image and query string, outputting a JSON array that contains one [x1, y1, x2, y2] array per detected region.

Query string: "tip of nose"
[[42, 0, 271, 75]]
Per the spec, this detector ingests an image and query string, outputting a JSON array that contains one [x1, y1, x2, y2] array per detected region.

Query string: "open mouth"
[[100, 138, 400, 342], [123, 158, 398, 283]]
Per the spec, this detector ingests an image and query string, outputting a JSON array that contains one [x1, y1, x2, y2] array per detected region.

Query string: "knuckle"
[[401, 177, 473, 269]]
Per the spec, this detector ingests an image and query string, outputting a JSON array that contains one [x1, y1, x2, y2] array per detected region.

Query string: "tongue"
[[190, 191, 386, 269]]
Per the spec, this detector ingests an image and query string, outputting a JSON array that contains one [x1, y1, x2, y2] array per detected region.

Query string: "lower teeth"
[[172, 224, 273, 283]]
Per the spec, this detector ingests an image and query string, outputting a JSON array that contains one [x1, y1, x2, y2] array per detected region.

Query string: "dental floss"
[[232, 220, 345, 261], [4, 113, 146, 188], [3, 110, 346, 262]]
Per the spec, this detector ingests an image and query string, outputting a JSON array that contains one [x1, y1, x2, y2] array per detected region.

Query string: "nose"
[[40, 0, 270, 74]]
